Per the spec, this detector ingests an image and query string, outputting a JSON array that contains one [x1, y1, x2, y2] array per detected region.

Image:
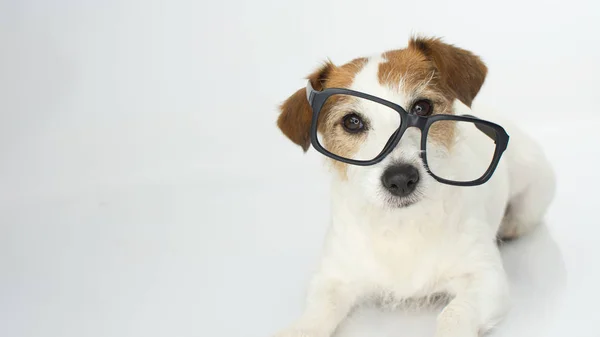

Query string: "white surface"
[[1, 1, 599, 337]]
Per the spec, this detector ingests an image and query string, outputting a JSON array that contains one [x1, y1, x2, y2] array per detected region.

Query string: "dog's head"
[[277, 37, 488, 208]]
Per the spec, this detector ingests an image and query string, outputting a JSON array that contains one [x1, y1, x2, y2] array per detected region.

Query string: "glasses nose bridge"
[[402, 113, 428, 141], [404, 113, 427, 129], [385, 113, 426, 153]]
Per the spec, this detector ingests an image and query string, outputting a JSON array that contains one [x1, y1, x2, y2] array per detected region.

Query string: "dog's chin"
[[381, 193, 422, 209]]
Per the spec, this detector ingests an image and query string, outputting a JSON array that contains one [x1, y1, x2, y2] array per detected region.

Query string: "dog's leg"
[[435, 248, 510, 337], [498, 163, 555, 241], [273, 276, 358, 337], [497, 126, 556, 241]]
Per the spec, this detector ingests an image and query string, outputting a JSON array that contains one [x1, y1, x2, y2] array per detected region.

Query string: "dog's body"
[[274, 37, 555, 337]]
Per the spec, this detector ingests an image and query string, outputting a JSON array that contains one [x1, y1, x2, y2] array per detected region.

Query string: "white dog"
[[274, 36, 555, 337]]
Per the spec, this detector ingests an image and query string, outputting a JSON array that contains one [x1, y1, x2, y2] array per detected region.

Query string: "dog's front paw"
[[272, 327, 326, 337], [435, 331, 477, 337], [435, 309, 478, 337]]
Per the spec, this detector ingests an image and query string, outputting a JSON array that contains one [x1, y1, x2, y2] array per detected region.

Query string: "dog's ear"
[[277, 62, 334, 152], [409, 37, 487, 107]]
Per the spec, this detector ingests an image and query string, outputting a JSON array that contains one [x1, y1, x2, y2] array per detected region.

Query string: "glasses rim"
[[305, 80, 510, 187]]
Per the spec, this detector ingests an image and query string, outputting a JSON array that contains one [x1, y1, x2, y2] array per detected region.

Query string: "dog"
[[273, 36, 556, 337]]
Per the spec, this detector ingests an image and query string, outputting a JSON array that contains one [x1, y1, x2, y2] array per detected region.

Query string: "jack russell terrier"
[[273, 36, 555, 337]]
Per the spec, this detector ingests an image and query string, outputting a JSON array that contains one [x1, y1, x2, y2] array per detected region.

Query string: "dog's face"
[[277, 37, 488, 208]]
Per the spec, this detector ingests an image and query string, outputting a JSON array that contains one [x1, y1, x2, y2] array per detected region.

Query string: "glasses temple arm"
[[460, 114, 497, 141], [305, 80, 315, 104]]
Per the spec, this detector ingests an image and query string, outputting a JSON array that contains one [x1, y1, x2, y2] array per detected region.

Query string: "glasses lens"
[[425, 119, 498, 182], [316, 94, 401, 161]]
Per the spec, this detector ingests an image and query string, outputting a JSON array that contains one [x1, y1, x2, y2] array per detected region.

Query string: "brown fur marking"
[[376, 37, 488, 149], [277, 58, 368, 177], [278, 36, 488, 177], [408, 37, 488, 107]]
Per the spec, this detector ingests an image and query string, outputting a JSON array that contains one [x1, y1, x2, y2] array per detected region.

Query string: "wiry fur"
[[273, 37, 555, 337]]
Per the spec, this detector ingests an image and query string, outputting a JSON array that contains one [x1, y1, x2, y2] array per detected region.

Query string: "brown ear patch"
[[277, 87, 313, 151], [277, 57, 368, 152], [408, 37, 487, 107], [277, 62, 334, 151]]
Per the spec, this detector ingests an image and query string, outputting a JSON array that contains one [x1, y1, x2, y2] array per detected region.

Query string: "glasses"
[[305, 81, 509, 187]]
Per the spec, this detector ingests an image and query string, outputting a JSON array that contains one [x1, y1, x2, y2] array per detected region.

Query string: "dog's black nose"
[[381, 164, 420, 197]]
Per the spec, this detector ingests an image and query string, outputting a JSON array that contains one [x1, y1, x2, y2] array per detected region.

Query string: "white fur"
[[274, 57, 555, 337]]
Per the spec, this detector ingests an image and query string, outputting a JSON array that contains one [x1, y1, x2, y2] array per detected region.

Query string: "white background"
[[1, 1, 599, 336]]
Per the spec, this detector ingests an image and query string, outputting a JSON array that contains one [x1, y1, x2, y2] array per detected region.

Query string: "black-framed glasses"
[[305, 80, 510, 187]]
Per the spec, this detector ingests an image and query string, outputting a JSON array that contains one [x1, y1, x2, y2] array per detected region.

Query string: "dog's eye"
[[411, 100, 433, 116], [342, 113, 364, 133]]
